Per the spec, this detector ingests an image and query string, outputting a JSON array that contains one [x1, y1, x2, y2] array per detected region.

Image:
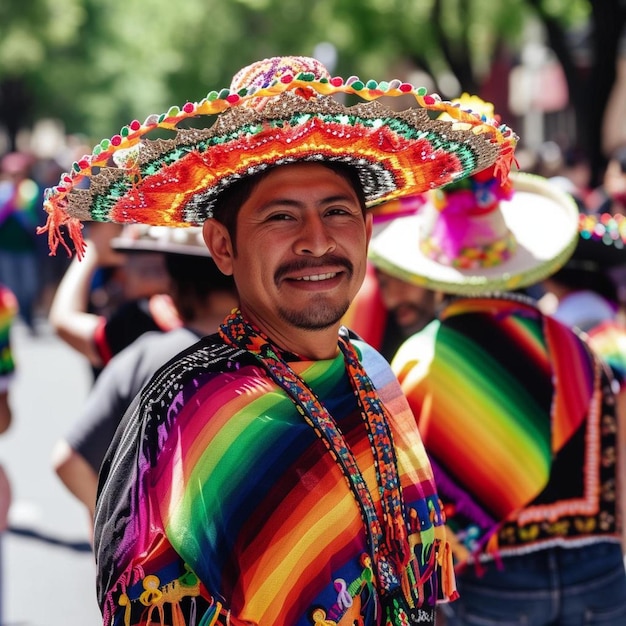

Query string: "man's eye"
[[267, 213, 293, 221], [326, 207, 350, 216]]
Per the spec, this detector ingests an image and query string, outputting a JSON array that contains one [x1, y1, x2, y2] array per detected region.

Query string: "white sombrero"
[[111, 224, 210, 257], [368, 171, 580, 295]]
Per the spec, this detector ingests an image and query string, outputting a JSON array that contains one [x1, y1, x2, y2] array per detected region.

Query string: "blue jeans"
[[440, 542, 626, 625]]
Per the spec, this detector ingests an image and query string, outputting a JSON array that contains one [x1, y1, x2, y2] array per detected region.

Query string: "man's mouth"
[[295, 272, 338, 282]]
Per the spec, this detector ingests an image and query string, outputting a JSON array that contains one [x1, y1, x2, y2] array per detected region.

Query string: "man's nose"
[[295, 216, 336, 256]]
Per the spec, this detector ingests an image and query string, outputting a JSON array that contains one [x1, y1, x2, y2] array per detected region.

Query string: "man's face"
[[205, 163, 372, 341], [375, 269, 437, 336]]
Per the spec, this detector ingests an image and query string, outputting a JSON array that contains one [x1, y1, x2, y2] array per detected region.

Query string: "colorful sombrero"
[[40, 56, 517, 258], [111, 224, 210, 257], [368, 170, 580, 295]]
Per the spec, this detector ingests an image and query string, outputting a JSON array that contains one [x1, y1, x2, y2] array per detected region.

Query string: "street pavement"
[[0, 319, 102, 625]]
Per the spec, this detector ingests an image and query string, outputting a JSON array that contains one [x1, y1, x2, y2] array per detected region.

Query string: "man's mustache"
[[275, 255, 354, 282]]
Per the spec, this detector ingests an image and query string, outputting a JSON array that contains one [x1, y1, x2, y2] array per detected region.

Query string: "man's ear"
[[203, 219, 234, 276]]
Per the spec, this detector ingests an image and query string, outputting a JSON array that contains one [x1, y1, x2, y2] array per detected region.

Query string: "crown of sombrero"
[[368, 170, 580, 295], [40, 56, 517, 258]]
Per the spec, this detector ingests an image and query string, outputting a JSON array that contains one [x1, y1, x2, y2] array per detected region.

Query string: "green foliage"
[[0, 0, 85, 73], [0, 0, 592, 149]]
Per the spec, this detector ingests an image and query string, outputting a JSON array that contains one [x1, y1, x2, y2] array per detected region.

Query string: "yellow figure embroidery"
[[126, 567, 202, 626], [311, 608, 337, 625]]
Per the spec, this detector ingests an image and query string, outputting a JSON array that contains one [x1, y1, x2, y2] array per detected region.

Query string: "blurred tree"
[[0, 0, 620, 186], [0, 0, 85, 150]]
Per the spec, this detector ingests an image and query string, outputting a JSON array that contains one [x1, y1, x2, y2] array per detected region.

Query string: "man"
[[345, 197, 441, 361], [368, 157, 626, 623], [41, 56, 516, 625], [49, 222, 179, 377], [51, 224, 237, 523], [344, 257, 440, 362], [540, 211, 625, 333]]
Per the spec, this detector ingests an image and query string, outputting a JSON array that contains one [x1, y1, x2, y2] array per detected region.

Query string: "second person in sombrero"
[[43, 56, 517, 626], [367, 137, 626, 622]]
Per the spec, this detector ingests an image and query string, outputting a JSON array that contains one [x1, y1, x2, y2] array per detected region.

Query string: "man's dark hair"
[[164, 253, 235, 323], [210, 162, 367, 255]]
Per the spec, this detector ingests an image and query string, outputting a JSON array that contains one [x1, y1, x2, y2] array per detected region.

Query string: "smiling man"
[[205, 163, 371, 356], [41, 56, 517, 626]]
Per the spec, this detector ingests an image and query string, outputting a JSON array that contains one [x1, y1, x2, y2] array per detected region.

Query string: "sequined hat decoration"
[[40, 56, 518, 258]]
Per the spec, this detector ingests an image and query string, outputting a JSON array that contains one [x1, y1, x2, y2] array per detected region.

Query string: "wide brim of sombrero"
[[368, 172, 580, 295], [111, 225, 211, 257], [41, 65, 516, 258]]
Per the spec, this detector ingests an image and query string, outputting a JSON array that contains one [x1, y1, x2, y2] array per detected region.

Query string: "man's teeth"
[[297, 272, 337, 281]]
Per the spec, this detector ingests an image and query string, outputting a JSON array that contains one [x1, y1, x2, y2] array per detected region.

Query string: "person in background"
[[540, 212, 626, 332], [368, 156, 626, 623], [48, 221, 181, 378], [588, 144, 626, 216], [40, 55, 516, 626], [0, 283, 17, 561], [51, 225, 237, 524], [0, 284, 17, 434], [0, 152, 41, 333], [344, 195, 441, 362], [541, 214, 626, 562]]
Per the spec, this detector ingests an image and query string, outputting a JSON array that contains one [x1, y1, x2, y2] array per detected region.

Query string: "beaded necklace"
[[219, 310, 412, 595]]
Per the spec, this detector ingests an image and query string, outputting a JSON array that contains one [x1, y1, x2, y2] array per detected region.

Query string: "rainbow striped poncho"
[[392, 296, 620, 566], [94, 331, 453, 625]]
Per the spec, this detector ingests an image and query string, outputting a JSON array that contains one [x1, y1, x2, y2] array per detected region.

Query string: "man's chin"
[[279, 303, 349, 331]]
